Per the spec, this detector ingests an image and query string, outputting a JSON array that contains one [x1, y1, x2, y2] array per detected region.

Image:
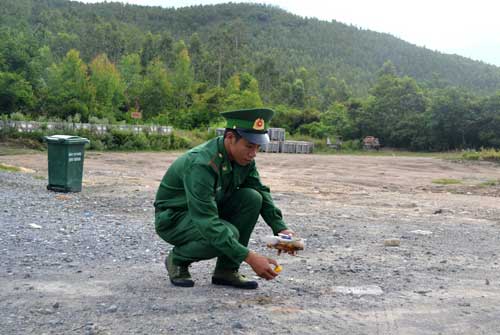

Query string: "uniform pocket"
[[155, 208, 177, 232]]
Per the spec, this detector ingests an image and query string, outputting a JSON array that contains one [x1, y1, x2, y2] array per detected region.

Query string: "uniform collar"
[[217, 136, 232, 174]]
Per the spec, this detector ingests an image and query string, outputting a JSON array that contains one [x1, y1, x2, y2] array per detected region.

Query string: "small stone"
[[414, 289, 432, 295], [38, 308, 55, 315], [410, 230, 433, 236], [232, 321, 244, 329], [105, 305, 118, 313], [29, 223, 42, 229], [52, 302, 60, 309], [333, 285, 384, 296], [384, 239, 400, 247]]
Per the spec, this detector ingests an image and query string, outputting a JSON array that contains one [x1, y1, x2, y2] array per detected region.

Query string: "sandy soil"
[[1, 151, 500, 334]]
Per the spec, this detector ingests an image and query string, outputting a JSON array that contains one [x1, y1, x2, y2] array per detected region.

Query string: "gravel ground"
[[1, 152, 500, 334]]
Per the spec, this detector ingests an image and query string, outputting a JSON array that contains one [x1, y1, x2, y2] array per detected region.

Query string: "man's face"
[[228, 135, 259, 166]]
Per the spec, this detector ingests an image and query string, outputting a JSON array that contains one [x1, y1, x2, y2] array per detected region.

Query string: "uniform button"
[[218, 153, 223, 158]]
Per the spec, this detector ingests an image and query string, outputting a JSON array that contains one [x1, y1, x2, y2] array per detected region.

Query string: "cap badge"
[[253, 118, 265, 130]]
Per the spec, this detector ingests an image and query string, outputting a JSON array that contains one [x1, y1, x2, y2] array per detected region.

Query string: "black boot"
[[165, 252, 194, 287], [212, 270, 258, 289]]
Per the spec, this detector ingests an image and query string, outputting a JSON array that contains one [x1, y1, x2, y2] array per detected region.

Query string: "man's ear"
[[227, 131, 236, 144]]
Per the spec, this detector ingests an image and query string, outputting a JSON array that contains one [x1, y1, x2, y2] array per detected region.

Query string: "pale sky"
[[78, 0, 500, 67]]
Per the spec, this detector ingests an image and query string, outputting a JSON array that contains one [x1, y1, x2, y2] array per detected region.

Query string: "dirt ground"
[[1, 150, 500, 334]]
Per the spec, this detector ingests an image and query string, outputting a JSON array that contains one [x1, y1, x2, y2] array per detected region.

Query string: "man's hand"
[[245, 251, 279, 280]]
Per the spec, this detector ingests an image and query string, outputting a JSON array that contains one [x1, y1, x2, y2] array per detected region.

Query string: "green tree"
[[477, 92, 500, 147], [28, 46, 54, 115], [181, 86, 225, 129], [0, 28, 35, 76], [118, 53, 143, 113], [322, 76, 352, 109], [290, 79, 305, 108], [222, 72, 262, 110], [89, 53, 125, 119], [141, 32, 158, 68], [51, 32, 79, 60], [172, 41, 194, 110], [272, 105, 320, 133], [255, 57, 280, 103], [320, 102, 355, 139], [45, 49, 95, 120], [188, 32, 206, 81], [140, 58, 173, 122], [158, 31, 175, 67], [429, 88, 480, 150], [365, 68, 427, 148], [0, 71, 34, 114]]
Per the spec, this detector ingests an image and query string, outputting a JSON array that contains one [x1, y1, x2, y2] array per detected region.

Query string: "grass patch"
[[0, 139, 45, 155], [0, 163, 22, 172], [479, 179, 499, 187], [432, 178, 462, 185]]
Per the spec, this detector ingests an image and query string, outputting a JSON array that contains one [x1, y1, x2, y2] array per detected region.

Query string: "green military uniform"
[[154, 108, 288, 280]]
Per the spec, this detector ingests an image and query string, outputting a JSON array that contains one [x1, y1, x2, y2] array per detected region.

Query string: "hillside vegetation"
[[1, 0, 499, 150]]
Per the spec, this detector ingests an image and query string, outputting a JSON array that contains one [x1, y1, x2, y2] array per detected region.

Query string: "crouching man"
[[154, 108, 294, 289]]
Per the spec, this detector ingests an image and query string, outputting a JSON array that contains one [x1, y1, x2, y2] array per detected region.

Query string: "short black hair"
[[223, 128, 242, 141]]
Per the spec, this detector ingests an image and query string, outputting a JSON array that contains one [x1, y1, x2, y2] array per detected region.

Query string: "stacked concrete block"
[[281, 140, 296, 153], [260, 141, 281, 153], [281, 140, 314, 154], [268, 128, 286, 141], [296, 141, 314, 154]]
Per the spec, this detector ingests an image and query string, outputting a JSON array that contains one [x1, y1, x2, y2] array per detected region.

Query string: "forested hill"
[[2, 0, 500, 96]]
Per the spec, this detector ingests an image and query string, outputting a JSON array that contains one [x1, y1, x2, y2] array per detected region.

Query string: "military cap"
[[221, 108, 274, 145]]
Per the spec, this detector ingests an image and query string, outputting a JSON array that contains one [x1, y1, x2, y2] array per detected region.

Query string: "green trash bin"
[[44, 135, 90, 192]]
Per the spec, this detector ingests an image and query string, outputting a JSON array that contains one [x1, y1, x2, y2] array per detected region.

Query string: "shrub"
[[123, 132, 150, 150], [90, 139, 105, 151], [342, 139, 362, 151], [462, 151, 480, 160], [479, 148, 500, 162], [10, 112, 27, 121], [462, 148, 500, 162], [148, 133, 172, 150]]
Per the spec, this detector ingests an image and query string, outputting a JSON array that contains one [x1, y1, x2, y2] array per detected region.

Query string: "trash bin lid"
[[44, 135, 90, 144]]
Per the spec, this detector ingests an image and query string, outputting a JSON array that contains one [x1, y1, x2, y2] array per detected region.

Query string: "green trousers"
[[156, 188, 262, 271]]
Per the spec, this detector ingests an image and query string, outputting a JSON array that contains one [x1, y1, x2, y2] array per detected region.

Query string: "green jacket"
[[154, 136, 287, 263]]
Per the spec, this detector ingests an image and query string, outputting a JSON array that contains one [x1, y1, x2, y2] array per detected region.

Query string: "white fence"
[[0, 120, 173, 136]]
